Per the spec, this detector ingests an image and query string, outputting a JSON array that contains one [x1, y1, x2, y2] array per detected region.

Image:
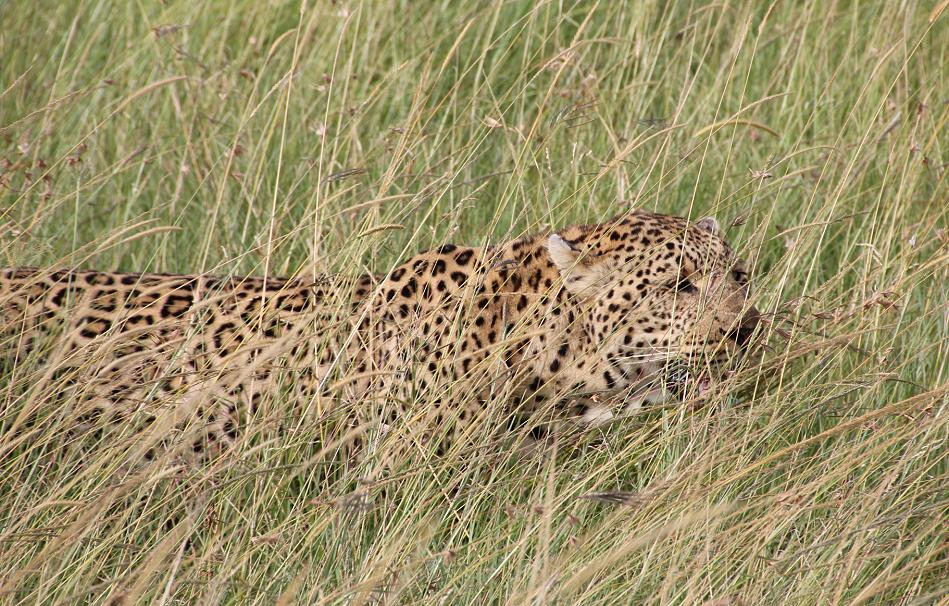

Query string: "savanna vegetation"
[[1, 0, 947, 603]]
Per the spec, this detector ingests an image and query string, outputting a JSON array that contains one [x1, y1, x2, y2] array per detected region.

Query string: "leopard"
[[0, 210, 760, 466]]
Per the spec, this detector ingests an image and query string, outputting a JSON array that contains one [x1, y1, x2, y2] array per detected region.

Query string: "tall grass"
[[1, 0, 947, 603]]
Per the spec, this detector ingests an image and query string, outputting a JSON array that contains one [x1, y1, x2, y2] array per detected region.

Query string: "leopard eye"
[[732, 269, 748, 284], [671, 278, 698, 294]]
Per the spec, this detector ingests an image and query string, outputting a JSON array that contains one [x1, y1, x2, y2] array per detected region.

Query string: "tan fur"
[[0, 211, 759, 461]]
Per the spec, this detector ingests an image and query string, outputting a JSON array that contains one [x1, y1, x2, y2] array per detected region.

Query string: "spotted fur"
[[0, 211, 759, 461]]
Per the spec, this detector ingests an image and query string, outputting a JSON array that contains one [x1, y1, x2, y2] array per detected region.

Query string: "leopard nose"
[[729, 308, 760, 348]]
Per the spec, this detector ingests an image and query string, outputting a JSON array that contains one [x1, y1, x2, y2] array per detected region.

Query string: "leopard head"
[[547, 210, 760, 398]]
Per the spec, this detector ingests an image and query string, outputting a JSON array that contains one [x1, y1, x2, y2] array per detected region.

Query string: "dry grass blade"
[[577, 491, 647, 506]]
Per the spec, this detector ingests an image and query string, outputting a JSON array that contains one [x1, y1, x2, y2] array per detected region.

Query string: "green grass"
[[1, 0, 947, 603]]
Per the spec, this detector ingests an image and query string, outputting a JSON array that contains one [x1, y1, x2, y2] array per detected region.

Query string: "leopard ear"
[[696, 216, 721, 235], [546, 234, 606, 297]]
